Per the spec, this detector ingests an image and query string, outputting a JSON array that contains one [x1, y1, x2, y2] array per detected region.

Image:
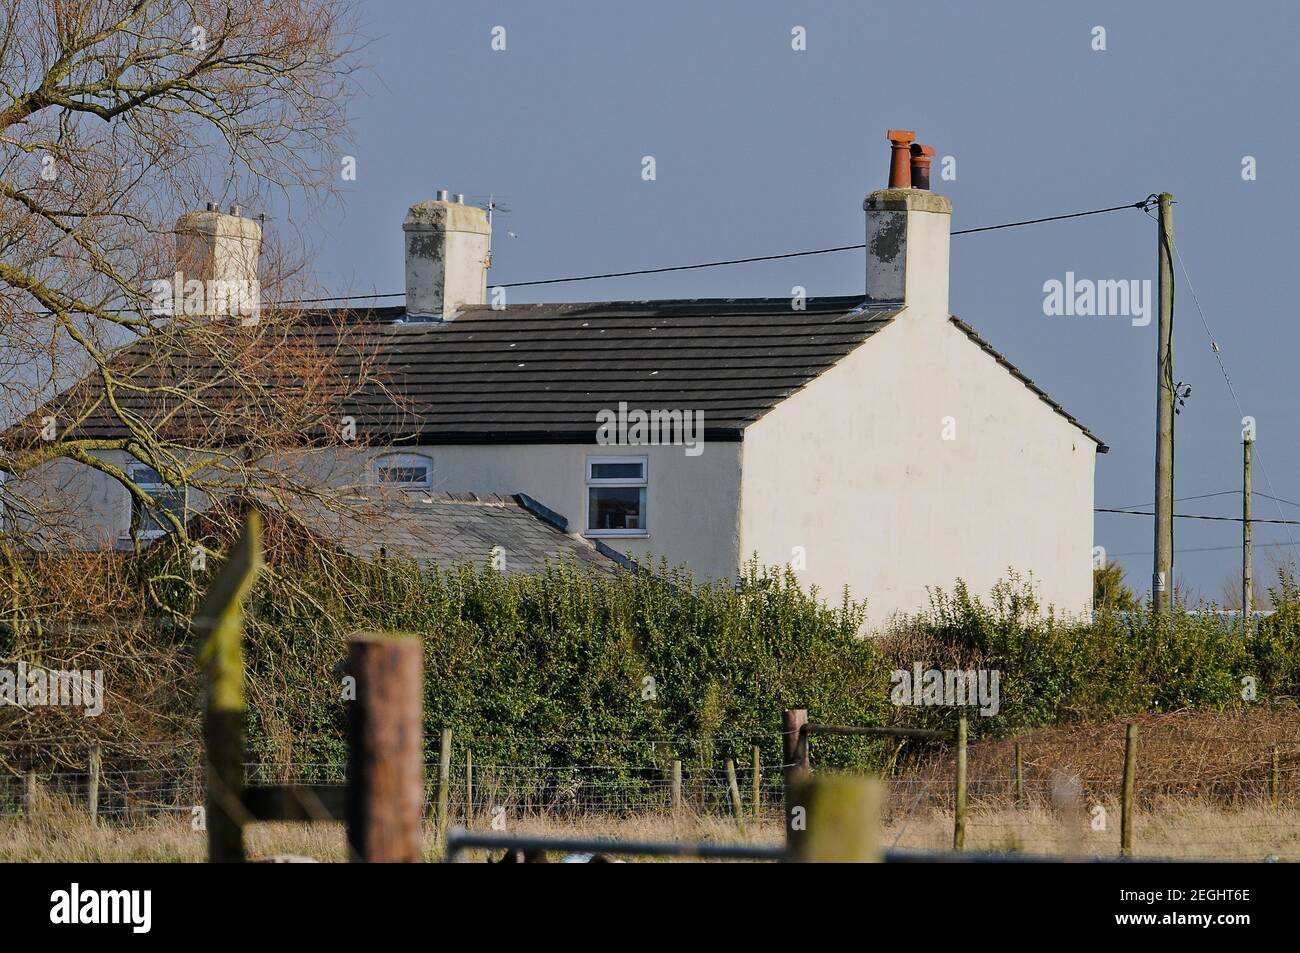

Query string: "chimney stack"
[[865, 130, 951, 314], [173, 205, 262, 321], [403, 192, 491, 319]]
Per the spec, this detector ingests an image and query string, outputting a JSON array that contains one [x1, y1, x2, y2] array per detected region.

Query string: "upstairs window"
[[374, 452, 433, 489], [586, 456, 647, 536], [124, 463, 187, 539]]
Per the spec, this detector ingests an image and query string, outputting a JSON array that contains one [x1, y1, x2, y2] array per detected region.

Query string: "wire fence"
[[0, 759, 787, 821], [5, 730, 1300, 860]]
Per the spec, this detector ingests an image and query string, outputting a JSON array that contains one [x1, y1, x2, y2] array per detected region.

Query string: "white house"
[[8, 131, 1104, 626]]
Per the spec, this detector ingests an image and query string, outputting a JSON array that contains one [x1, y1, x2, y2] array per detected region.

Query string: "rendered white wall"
[[739, 311, 1097, 628]]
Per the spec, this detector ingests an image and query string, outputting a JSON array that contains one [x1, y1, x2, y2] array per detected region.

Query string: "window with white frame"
[[585, 456, 647, 536], [123, 463, 187, 539], [373, 452, 433, 489]]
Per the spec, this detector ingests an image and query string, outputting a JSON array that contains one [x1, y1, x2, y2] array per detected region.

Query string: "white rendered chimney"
[[172, 204, 262, 321], [864, 130, 951, 317], [403, 193, 491, 319]]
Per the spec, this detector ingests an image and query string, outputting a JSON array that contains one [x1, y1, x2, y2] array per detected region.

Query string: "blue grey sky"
[[292, 0, 1300, 604]]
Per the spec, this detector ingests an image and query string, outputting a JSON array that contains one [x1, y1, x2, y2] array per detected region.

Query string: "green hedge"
[[3, 549, 1298, 798]]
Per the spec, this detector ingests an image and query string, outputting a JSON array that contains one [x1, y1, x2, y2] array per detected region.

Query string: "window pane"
[[590, 461, 644, 481], [139, 490, 186, 535], [378, 465, 429, 486], [588, 486, 645, 531], [129, 465, 163, 487]]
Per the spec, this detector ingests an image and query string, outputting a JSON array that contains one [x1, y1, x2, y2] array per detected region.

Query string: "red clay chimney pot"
[[909, 143, 935, 190], [887, 129, 916, 189]]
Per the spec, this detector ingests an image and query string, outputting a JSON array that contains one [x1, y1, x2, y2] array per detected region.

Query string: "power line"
[[1102, 489, 1240, 511], [1102, 491, 1300, 512], [496, 199, 1154, 289], [1110, 540, 1299, 557], [272, 198, 1154, 303], [1095, 508, 1300, 526], [1259, 492, 1300, 510]]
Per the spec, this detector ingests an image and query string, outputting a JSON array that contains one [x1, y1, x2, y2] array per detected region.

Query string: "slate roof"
[[11, 295, 1104, 449], [12, 296, 901, 444], [266, 491, 622, 574], [349, 296, 903, 442]]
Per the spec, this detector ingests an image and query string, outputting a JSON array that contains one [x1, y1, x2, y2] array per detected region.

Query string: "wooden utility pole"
[[1243, 433, 1254, 618], [1153, 192, 1176, 614], [346, 634, 424, 863]]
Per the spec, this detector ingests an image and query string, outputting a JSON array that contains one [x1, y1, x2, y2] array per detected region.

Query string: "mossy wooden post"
[[465, 748, 474, 824], [88, 744, 101, 825], [347, 634, 424, 863], [1121, 723, 1137, 857], [725, 758, 744, 826], [787, 775, 881, 862], [953, 716, 968, 850], [196, 512, 263, 863], [751, 745, 761, 820], [670, 759, 683, 814], [1270, 747, 1279, 812], [436, 726, 452, 843]]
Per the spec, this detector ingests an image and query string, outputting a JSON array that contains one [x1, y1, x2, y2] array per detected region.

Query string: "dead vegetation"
[[901, 707, 1300, 809]]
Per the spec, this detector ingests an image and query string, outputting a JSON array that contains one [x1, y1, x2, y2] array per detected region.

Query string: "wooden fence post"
[[465, 748, 474, 823], [436, 727, 452, 843], [725, 758, 744, 825], [24, 770, 37, 821], [783, 709, 810, 780], [787, 775, 881, 862], [196, 512, 262, 863], [782, 708, 809, 852], [346, 634, 424, 863], [670, 759, 683, 814], [953, 716, 967, 851], [88, 744, 101, 825], [1270, 747, 1279, 812], [751, 745, 761, 820], [1014, 742, 1024, 806], [1120, 723, 1137, 857]]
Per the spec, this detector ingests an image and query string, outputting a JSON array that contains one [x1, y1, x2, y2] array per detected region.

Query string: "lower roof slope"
[[270, 491, 620, 574]]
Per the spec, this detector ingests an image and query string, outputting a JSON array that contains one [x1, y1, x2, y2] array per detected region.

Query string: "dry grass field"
[[2, 800, 1296, 862]]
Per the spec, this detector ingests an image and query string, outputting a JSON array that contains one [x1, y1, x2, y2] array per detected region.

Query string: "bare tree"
[[0, 1, 390, 605]]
